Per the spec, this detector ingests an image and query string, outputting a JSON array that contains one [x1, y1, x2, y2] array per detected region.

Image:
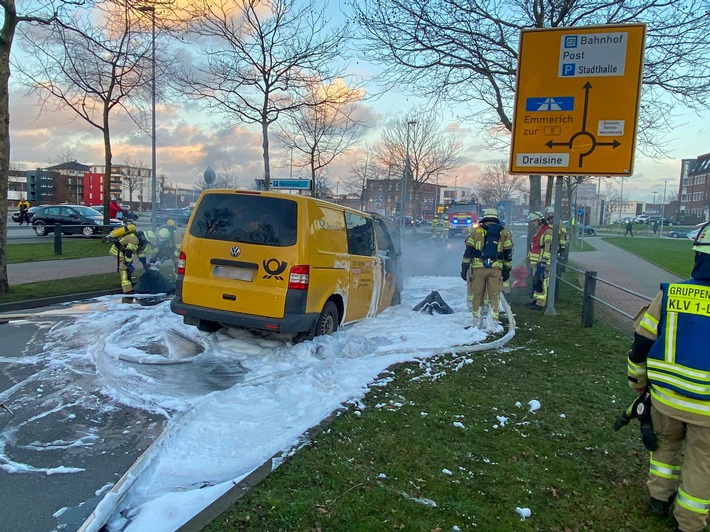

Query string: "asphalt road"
[[0, 313, 166, 532]]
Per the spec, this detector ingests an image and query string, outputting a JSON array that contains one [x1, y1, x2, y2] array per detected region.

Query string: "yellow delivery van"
[[170, 190, 402, 341]]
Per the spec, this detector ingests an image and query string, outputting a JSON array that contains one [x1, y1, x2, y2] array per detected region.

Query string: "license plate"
[[213, 265, 255, 281]]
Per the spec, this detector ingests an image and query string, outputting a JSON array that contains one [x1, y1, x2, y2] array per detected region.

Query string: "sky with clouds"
[[7, 3, 710, 204]]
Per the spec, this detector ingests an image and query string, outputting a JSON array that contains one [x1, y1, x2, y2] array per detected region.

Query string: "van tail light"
[[288, 265, 309, 290], [177, 251, 186, 275]]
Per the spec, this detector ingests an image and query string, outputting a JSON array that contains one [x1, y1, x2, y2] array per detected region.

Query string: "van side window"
[[345, 213, 376, 256]]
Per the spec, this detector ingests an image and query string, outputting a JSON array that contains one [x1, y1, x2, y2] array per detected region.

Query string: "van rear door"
[[180, 193, 300, 319], [343, 212, 377, 322]]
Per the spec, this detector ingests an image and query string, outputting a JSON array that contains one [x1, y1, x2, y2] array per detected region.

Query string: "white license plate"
[[213, 265, 255, 281]]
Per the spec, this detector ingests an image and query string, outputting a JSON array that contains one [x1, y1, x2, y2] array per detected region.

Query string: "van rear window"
[[189, 194, 298, 246]]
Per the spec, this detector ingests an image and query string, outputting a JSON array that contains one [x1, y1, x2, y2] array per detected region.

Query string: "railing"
[[554, 263, 652, 328]]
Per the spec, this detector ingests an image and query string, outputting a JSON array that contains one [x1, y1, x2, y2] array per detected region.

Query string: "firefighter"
[[627, 221, 710, 532], [441, 218, 450, 240], [17, 197, 30, 225], [460, 208, 513, 328], [431, 217, 439, 240], [544, 206, 567, 260], [108, 224, 150, 294], [527, 211, 552, 309]]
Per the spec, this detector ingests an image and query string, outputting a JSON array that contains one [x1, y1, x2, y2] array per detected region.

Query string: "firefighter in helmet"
[[460, 208, 513, 328], [527, 211, 553, 309], [627, 221, 710, 531], [431, 217, 439, 240], [441, 217, 450, 240], [544, 206, 567, 260], [150, 224, 180, 274], [108, 224, 150, 294]]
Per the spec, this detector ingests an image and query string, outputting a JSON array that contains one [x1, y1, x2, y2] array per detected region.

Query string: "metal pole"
[[139, 6, 157, 233], [660, 179, 668, 237], [545, 175, 563, 316]]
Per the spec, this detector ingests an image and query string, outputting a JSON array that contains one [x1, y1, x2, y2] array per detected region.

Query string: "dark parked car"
[[93, 204, 139, 221], [157, 206, 193, 225], [32, 205, 121, 237], [578, 225, 596, 235]]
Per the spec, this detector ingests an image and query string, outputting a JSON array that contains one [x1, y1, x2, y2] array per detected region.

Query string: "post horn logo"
[[263, 258, 287, 280]]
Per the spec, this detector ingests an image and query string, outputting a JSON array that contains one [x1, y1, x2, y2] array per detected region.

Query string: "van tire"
[[197, 319, 221, 333], [315, 301, 339, 337]]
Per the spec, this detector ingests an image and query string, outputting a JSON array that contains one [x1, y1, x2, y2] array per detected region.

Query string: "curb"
[[0, 289, 122, 315]]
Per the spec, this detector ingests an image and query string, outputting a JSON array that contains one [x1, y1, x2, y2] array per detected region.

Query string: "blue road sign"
[[271, 179, 311, 190], [525, 96, 575, 111]]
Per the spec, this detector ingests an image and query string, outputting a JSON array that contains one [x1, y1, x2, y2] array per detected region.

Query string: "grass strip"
[[6, 239, 111, 264], [0, 274, 116, 304], [603, 237, 694, 278], [205, 284, 671, 531]]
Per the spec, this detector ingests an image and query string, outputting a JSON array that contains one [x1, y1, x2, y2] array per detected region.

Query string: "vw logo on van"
[[230, 246, 241, 257]]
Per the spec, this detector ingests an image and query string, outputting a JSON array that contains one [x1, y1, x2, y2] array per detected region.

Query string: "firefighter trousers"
[[471, 267, 502, 319], [648, 406, 710, 532]]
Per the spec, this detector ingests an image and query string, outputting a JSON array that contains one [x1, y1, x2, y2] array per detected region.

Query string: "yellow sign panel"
[[509, 24, 646, 176]]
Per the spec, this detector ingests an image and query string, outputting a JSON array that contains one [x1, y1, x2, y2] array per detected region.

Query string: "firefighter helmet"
[[158, 228, 171, 242], [480, 208, 499, 223], [544, 206, 555, 218], [527, 211, 544, 222], [692, 222, 710, 254], [166, 219, 176, 228]]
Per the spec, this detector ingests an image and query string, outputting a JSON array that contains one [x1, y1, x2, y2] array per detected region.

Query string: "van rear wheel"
[[293, 302, 339, 343], [314, 301, 339, 336]]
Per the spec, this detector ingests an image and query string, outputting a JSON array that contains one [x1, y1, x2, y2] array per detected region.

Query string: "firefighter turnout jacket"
[[528, 222, 553, 266]]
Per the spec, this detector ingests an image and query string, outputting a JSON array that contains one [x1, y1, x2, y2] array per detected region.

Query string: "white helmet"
[[692, 222, 710, 255], [158, 228, 171, 242], [527, 211, 544, 222]]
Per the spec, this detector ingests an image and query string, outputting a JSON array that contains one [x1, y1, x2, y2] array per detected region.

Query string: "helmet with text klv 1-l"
[[692, 221, 710, 255]]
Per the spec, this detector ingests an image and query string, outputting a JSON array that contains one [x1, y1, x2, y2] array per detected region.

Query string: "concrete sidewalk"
[[8, 256, 117, 285], [567, 236, 685, 322]]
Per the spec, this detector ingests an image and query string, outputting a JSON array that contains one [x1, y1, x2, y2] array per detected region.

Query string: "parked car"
[[32, 205, 122, 237], [578, 225, 596, 235], [157, 206, 193, 225], [11, 205, 41, 223], [93, 204, 139, 221], [634, 215, 651, 224], [647, 216, 674, 226], [666, 228, 689, 238]]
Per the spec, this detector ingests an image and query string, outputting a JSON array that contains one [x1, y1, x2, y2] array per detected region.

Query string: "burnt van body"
[[170, 190, 402, 340]]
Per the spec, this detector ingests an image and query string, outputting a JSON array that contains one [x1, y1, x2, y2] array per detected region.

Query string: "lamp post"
[[401, 120, 416, 230], [652, 191, 657, 210], [660, 179, 668, 237], [138, 5, 156, 232]]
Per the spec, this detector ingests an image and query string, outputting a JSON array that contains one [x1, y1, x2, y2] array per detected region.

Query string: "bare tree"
[[343, 147, 382, 209], [177, 0, 351, 191], [0, 0, 84, 293], [351, 0, 710, 211], [277, 81, 366, 197], [16, 0, 158, 224], [475, 161, 527, 205], [375, 109, 461, 201], [117, 156, 148, 206]]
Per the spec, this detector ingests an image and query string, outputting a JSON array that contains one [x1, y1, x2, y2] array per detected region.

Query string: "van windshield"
[[190, 194, 298, 246]]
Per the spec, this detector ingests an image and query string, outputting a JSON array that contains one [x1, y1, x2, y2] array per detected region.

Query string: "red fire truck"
[[444, 199, 480, 236]]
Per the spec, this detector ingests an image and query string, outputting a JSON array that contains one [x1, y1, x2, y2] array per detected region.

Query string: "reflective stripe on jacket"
[[643, 280, 710, 417]]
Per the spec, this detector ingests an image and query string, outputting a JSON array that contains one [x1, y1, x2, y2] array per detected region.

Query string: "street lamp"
[[138, 5, 156, 232], [660, 179, 668, 237], [400, 120, 416, 230]]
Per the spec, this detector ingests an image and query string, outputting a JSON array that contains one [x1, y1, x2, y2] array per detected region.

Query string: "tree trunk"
[[0, 18, 16, 294], [529, 175, 542, 212], [261, 120, 271, 190], [545, 175, 554, 207], [102, 123, 113, 226]]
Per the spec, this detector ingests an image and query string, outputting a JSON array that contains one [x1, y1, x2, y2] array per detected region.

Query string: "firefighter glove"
[[502, 265, 511, 281], [139, 257, 148, 269], [460, 263, 469, 281], [126, 262, 135, 274]]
